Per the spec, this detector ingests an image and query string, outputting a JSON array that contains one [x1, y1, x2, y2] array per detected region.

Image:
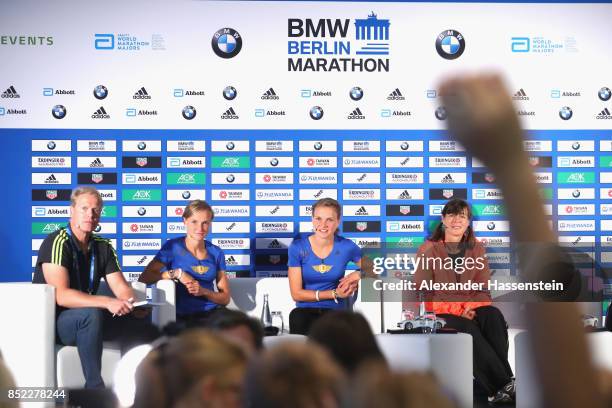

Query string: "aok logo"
[[42, 223, 61, 233], [177, 174, 196, 184], [132, 190, 151, 199]]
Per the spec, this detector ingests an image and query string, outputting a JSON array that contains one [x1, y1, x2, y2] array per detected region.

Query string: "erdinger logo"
[[436, 30, 465, 60], [309, 106, 323, 120], [93, 85, 108, 100], [435, 106, 447, 120], [350, 86, 363, 101], [223, 86, 237, 100], [51, 105, 66, 119], [599, 87, 611, 102], [182, 105, 196, 120], [212, 28, 242, 59], [559, 106, 573, 120]]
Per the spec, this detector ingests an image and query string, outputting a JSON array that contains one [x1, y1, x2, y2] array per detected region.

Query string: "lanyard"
[[65, 225, 96, 294]]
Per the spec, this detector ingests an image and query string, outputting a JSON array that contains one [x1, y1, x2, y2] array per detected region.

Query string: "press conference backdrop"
[[0, 1, 611, 301]]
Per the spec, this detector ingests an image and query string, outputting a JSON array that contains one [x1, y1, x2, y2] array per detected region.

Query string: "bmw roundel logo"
[[487, 222, 496, 231], [137, 207, 147, 216], [314, 142, 323, 150], [94, 225, 102, 233], [226, 174, 235, 183], [182, 191, 191, 199], [93, 85, 108, 100], [350, 87, 363, 101], [599, 87, 611, 102], [182, 105, 196, 120], [47, 141, 56, 150], [435, 106, 447, 120], [572, 141, 581, 150], [137, 141, 147, 151], [310, 106, 324, 120], [223, 86, 237, 100], [51, 105, 67, 119], [400, 142, 409, 151], [212, 28, 242, 59], [436, 30, 465, 60], [559, 106, 573, 120], [572, 189, 581, 198], [226, 142, 235, 150], [270, 158, 279, 167]]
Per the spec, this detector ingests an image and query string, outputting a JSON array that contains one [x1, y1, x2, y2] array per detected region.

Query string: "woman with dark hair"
[[287, 198, 362, 335], [415, 198, 515, 404]]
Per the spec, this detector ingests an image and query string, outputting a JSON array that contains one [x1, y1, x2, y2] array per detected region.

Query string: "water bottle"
[[261, 294, 272, 328]]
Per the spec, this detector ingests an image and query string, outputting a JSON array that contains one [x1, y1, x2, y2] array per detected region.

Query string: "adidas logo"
[[355, 206, 368, 215], [90, 158, 104, 168], [92, 106, 110, 119], [512, 88, 529, 101], [347, 107, 365, 119], [596, 107, 612, 119], [133, 87, 151, 100], [45, 174, 58, 183], [261, 88, 279, 100], [268, 239, 282, 249], [221, 107, 239, 119], [226, 255, 237, 265], [226, 222, 236, 231], [1, 86, 20, 98], [398, 190, 412, 199], [441, 174, 455, 183], [387, 88, 405, 100]]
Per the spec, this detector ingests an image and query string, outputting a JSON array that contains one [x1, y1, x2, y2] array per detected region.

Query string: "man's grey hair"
[[70, 186, 103, 207]]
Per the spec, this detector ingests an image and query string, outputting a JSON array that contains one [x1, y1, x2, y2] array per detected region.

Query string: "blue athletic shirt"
[[154, 237, 226, 315], [288, 234, 361, 309]]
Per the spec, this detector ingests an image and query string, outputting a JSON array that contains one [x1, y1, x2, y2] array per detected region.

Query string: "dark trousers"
[[56, 307, 160, 389], [289, 307, 332, 335], [438, 305, 513, 395]]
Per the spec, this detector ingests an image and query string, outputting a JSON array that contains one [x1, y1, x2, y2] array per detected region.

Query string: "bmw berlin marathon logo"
[[310, 106, 324, 120], [52, 104, 66, 119], [182, 105, 196, 120], [559, 106, 573, 120], [212, 28, 242, 59], [288, 12, 390, 72], [436, 30, 465, 60], [93, 85, 108, 100]]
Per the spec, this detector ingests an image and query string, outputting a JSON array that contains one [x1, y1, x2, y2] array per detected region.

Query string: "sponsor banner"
[[123, 189, 161, 201], [534, 172, 553, 184], [299, 157, 337, 168], [122, 239, 161, 251], [473, 221, 510, 232], [76, 156, 115, 168], [471, 158, 485, 167], [225, 255, 251, 267], [601, 156, 612, 168], [602, 220, 612, 231], [256, 222, 294, 233], [255, 189, 294, 201], [343, 221, 381, 233], [121, 223, 161, 234], [343, 141, 380, 152], [429, 188, 468, 200], [600, 204, 612, 215], [256, 271, 288, 278], [479, 237, 511, 247], [386, 204, 424, 217], [386, 221, 424, 232], [386, 140, 423, 152], [255, 140, 294, 152], [343, 172, 380, 184], [32, 239, 44, 250], [211, 173, 250, 184], [558, 188, 595, 199], [342, 157, 380, 168], [95, 222, 116, 234], [527, 156, 553, 168], [557, 204, 595, 216], [486, 253, 511, 264], [472, 204, 505, 217], [122, 255, 155, 267], [472, 189, 503, 200], [122, 140, 162, 152], [600, 141, 612, 152], [342, 189, 380, 201], [122, 173, 161, 184], [299, 188, 338, 200], [600, 253, 612, 263], [167, 205, 185, 217], [299, 221, 314, 233], [557, 172, 595, 184], [32, 156, 71, 168], [557, 156, 595, 168], [255, 237, 293, 250], [167, 157, 206, 168], [255, 156, 294, 168], [255, 172, 293, 184], [298, 141, 337, 152], [385, 156, 424, 168], [33, 140, 71, 152], [167, 222, 186, 233], [211, 140, 250, 152], [98, 190, 117, 201], [32, 172, 71, 185], [600, 236, 612, 247], [212, 222, 250, 233], [167, 172, 206, 185], [600, 188, 612, 200], [255, 254, 288, 267], [428, 141, 465, 152], [429, 204, 444, 216], [123, 272, 141, 282], [299, 205, 312, 217], [32, 189, 72, 201], [211, 189, 250, 201], [385, 236, 425, 248], [167, 189, 205, 201], [557, 141, 594, 152], [558, 236, 596, 247], [343, 205, 381, 217], [213, 205, 250, 218], [428, 156, 467, 168], [31, 206, 70, 218], [77, 172, 118, 185], [166, 140, 206, 152], [99, 205, 117, 217], [601, 173, 612, 183], [386, 189, 424, 200], [122, 206, 162, 218], [349, 237, 382, 248], [255, 205, 294, 217], [76, 140, 116, 152], [472, 172, 498, 184], [211, 156, 250, 169], [32, 222, 62, 235], [212, 238, 250, 250], [122, 156, 162, 168], [523, 140, 552, 152], [557, 220, 596, 232], [300, 173, 338, 184], [429, 173, 467, 184]]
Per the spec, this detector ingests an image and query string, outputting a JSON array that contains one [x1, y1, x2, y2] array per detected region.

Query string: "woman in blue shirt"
[[139, 200, 231, 323], [288, 198, 362, 334]]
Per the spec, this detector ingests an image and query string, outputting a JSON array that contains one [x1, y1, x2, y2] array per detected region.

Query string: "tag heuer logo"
[[443, 189, 454, 199], [485, 173, 495, 183], [529, 157, 539, 166], [269, 255, 281, 264], [92, 174, 103, 183], [46, 190, 58, 200], [356, 222, 367, 231], [136, 157, 148, 167], [399, 206, 410, 215]]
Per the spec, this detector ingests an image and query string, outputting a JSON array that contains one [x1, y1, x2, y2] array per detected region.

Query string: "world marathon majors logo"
[[288, 12, 390, 72], [211, 28, 242, 59]]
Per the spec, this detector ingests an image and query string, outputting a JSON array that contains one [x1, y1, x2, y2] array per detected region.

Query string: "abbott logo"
[[94, 34, 114, 50], [511, 37, 530, 52]]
